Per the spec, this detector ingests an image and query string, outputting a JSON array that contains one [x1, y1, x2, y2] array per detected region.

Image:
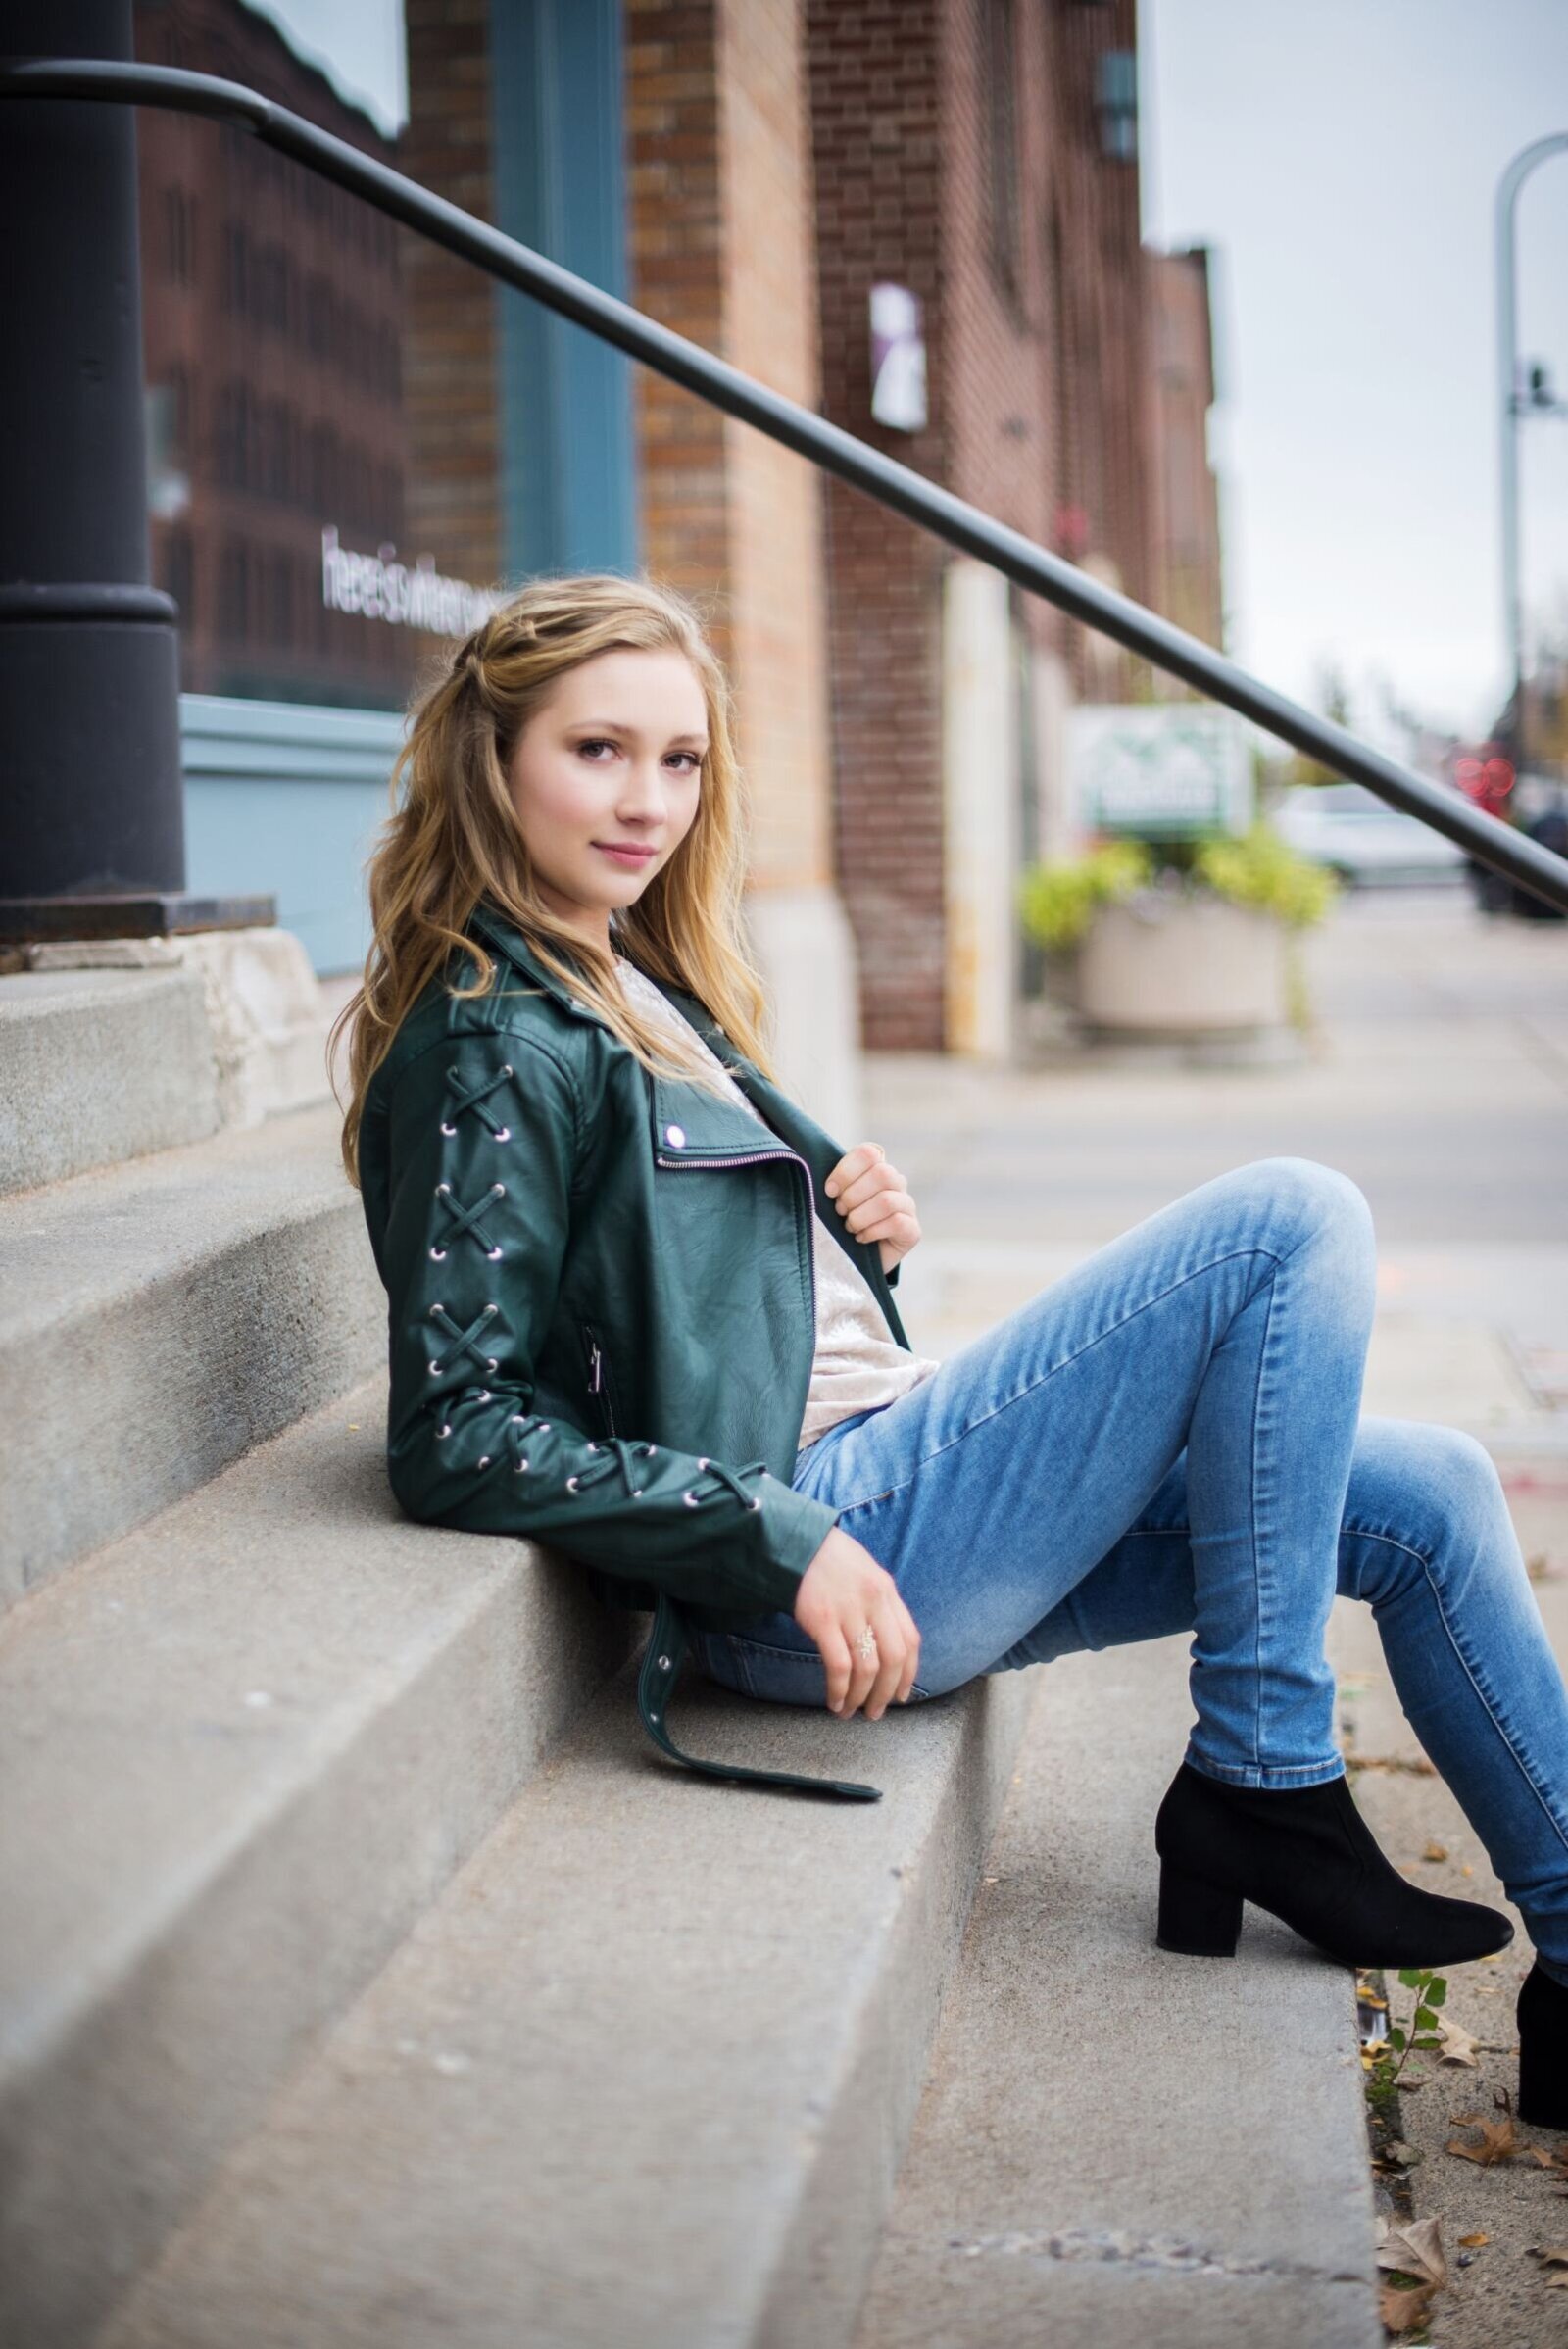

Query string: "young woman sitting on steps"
[[333, 571, 1568, 2129]]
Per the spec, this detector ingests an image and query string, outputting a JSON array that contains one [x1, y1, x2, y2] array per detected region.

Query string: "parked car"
[[1270, 781, 1469, 886], [1466, 771, 1568, 922]]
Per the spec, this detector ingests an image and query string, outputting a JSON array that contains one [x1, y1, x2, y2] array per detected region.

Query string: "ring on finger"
[[854, 1623, 877, 1664]]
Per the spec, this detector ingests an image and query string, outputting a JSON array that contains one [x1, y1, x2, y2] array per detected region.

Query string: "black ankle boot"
[[1153, 1759, 1515, 1970], [1517, 1960, 1568, 2129]]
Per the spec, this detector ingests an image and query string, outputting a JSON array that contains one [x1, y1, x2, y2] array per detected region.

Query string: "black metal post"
[[0, 3, 270, 941]]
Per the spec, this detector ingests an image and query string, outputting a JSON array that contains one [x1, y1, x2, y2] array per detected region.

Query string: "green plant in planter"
[[1016, 822, 1340, 953], [1015, 837, 1154, 953], [1194, 821, 1342, 929], [1016, 821, 1341, 1034]]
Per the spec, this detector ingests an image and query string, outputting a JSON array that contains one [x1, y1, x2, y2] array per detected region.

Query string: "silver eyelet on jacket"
[[429, 1247, 447, 1261], [682, 1491, 699, 1506], [428, 1358, 443, 1376], [565, 1476, 580, 1493], [476, 1456, 491, 1471], [514, 1456, 530, 1473]]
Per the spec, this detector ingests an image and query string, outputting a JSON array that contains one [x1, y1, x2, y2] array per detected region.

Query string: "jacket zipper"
[[580, 1321, 619, 1437]]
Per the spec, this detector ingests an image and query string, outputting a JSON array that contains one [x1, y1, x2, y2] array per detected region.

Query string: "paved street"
[[870, 881, 1568, 1461], [861, 878, 1568, 2346]]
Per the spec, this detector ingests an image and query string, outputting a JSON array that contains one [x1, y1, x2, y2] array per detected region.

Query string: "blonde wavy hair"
[[331, 570, 783, 1186]]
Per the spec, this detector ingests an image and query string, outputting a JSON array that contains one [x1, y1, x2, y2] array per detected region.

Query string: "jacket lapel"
[[464, 903, 911, 1348]]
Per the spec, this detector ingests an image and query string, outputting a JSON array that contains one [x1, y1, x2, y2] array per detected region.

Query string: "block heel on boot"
[[1152, 1758, 1514, 1971], [1157, 1859, 1245, 1957], [1517, 1961, 1568, 2129]]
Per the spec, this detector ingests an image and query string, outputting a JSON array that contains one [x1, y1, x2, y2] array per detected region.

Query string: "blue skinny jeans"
[[689, 1157, 1568, 1984]]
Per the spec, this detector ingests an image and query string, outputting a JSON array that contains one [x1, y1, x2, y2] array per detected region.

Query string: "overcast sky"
[[1142, 0, 1568, 747], [246, 0, 1566, 748]]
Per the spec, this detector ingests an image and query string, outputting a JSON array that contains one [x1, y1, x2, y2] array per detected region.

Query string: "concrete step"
[[0, 964, 220, 1196], [850, 1634, 1383, 2348], [91, 1662, 1037, 2349], [0, 1099, 382, 1605], [0, 1378, 639, 2349]]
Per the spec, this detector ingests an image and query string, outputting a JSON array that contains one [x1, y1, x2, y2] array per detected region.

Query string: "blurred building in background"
[[1146, 245, 1225, 659], [135, 0, 421, 710], [131, 0, 1226, 1101]]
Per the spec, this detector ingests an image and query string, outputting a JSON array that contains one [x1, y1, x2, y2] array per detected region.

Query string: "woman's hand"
[[824, 1142, 921, 1278], [793, 1525, 922, 1720]]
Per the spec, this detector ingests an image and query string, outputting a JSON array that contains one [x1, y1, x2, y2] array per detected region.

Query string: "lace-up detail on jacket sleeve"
[[370, 1032, 832, 1618]]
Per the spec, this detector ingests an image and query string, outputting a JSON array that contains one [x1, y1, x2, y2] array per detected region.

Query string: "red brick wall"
[[808, 0, 951, 1049], [626, 1, 730, 623], [1147, 246, 1224, 655], [808, 0, 1155, 1048], [401, 0, 502, 593], [628, 0, 836, 902]]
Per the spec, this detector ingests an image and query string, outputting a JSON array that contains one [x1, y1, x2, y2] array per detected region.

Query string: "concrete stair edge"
[[0, 1377, 640, 2349], [851, 1635, 1384, 2348], [92, 1667, 1041, 2349], [0, 1100, 383, 1605], [0, 964, 221, 1197]]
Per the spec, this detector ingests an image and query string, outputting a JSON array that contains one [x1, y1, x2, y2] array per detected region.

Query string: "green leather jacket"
[[356, 900, 913, 1803]]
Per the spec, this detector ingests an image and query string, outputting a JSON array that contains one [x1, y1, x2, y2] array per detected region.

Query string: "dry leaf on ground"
[[1375, 2216, 1446, 2288], [1446, 2114, 1533, 2165], [1437, 2015, 1482, 2067], [1380, 2277, 1439, 2332]]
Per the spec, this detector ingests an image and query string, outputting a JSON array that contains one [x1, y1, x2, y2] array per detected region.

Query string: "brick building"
[[1146, 245, 1225, 657], [135, 0, 414, 709], [808, 0, 1179, 1052], [402, 0, 858, 1126], [134, 0, 1224, 1073]]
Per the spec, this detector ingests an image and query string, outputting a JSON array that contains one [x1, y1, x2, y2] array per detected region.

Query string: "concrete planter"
[[1074, 891, 1289, 1034]]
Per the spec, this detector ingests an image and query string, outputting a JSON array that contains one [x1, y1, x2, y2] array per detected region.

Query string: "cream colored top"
[[613, 956, 943, 1453]]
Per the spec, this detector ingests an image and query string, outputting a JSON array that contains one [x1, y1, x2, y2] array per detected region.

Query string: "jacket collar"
[[466, 899, 753, 1070]]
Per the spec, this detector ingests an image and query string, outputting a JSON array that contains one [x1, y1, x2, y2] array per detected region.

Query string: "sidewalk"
[[851, 883, 1568, 2346]]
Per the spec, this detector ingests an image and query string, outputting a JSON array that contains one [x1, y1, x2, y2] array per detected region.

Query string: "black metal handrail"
[[5, 53, 1565, 915]]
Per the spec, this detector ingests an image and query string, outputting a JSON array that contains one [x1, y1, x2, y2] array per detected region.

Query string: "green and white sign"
[[1070, 704, 1252, 838]]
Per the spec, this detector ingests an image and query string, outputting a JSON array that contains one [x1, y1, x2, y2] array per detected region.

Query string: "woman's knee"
[[1356, 1420, 1516, 1606], [1222, 1155, 1377, 1300], [1246, 1153, 1373, 1242]]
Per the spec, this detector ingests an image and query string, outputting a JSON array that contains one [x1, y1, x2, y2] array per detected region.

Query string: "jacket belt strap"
[[638, 1592, 882, 1802]]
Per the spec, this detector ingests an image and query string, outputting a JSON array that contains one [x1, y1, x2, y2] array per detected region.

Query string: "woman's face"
[[504, 646, 709, 948]]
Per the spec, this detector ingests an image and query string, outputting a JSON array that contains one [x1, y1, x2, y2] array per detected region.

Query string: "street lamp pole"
[[1497, 131, 1568, 774]]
